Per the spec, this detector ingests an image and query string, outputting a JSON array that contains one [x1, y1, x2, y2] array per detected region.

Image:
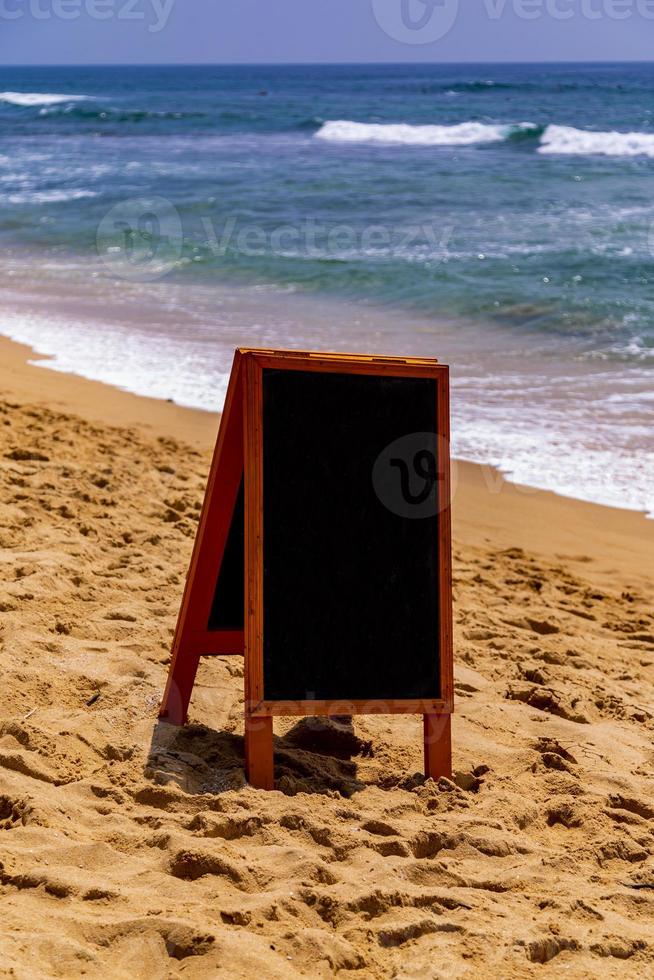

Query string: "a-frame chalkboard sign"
[[160, 349, 454, 789]]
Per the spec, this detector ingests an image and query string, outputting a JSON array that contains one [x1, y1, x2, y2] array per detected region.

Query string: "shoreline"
[[2, 333, 652, 583], [0, 257, 652, 518], [0, 335, 219, 449]]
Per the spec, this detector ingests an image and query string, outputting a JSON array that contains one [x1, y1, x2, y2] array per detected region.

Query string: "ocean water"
[[0, 63, 652, 515]]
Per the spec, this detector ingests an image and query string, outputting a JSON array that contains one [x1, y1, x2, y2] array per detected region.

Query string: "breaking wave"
[[539, 124, 654, 158], [315, 120, 654, 157], [0, 91, 91, 107], [315, 120, 541, 146]]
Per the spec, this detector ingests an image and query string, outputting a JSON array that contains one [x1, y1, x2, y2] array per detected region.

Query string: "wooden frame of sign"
[[160, 348, 453, 790]]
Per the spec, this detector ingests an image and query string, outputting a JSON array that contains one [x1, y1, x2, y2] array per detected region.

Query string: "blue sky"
[[0, 0, 650, 64]]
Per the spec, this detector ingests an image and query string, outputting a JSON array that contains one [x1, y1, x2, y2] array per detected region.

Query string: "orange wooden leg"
[[245, 714, 274, 789], [423, 713, 452, 780], [159, 647, 201, 726]]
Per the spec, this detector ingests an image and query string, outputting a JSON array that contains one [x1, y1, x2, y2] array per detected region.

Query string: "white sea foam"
[[316, 120, 654, 158], [0, 294, 652, 518], [539, 124, 654, 158], [5, 189, 98, 204], [315, 120, 533, 146], [0, 308, 230, 411], [0, 91, 90, 107], [453, 411, 654, 518]]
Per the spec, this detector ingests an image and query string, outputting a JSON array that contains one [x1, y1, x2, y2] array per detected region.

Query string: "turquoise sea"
[[0, 63, 652, 513]]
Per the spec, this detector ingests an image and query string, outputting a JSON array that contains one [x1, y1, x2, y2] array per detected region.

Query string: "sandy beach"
[[1, 335, 653, 978]]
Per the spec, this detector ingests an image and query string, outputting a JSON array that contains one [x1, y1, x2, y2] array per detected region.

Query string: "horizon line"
[[2, 59, 654, 68]]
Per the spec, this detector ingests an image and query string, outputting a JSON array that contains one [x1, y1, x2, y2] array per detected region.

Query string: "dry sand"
[[0, 337, 653, 978]]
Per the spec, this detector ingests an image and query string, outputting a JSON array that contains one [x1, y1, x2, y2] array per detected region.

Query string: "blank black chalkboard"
[[261, 368, 440, 703]]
